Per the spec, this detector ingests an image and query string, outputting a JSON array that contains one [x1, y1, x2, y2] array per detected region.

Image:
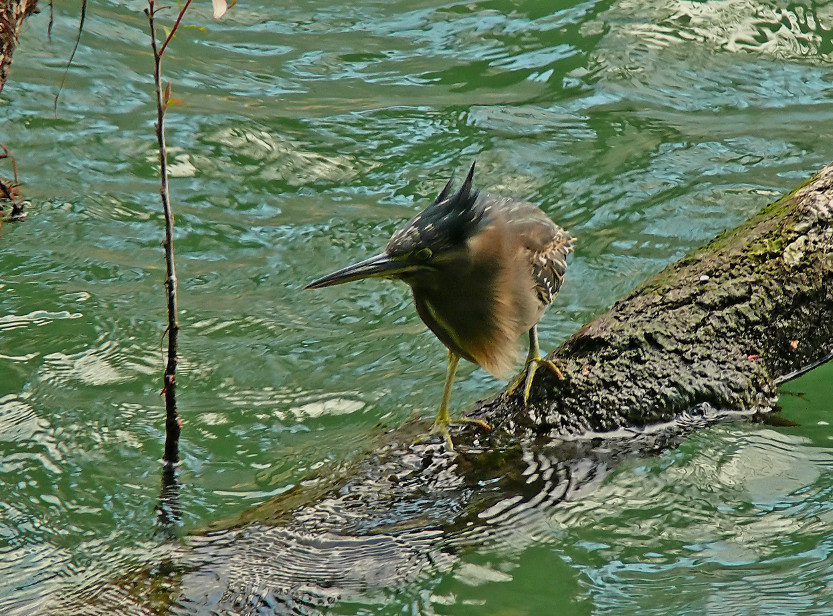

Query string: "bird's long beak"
[[304, 253, 421, 289]]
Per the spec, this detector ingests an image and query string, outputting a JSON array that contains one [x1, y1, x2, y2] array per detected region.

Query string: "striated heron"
[[305, 162, 574, 450]]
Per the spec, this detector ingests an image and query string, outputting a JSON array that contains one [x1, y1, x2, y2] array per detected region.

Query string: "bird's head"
[[305, 162, 487, 289]]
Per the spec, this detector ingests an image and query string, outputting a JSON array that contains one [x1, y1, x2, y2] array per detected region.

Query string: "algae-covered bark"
[[53, 163, 833, 615]]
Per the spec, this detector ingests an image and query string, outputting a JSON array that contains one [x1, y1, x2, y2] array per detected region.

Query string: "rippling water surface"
[[2, 0, 833, 613]]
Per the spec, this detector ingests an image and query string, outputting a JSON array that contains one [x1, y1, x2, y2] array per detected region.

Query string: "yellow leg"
[[506, 326, 564, 405], [415, 350, 490, 451]]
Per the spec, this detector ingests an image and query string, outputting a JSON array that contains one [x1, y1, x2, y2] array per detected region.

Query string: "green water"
[[2, 0, 833, 613]]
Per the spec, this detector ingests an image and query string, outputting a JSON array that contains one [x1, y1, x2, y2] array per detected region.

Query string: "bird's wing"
[[527, 224, 574, 306], [495, 198, 575, 307]]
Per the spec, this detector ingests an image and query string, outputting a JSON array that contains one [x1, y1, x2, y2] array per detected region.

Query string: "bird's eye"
[[414, 248, 433, 261]]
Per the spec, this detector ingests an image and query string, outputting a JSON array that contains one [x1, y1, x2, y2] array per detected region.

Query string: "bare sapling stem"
[[146, 0, 188, 469]]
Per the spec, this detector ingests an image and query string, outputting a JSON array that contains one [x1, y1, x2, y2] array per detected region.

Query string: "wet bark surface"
[[54, 163, 833, 615]]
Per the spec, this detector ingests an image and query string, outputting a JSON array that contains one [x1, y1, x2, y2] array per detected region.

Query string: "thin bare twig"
[[158, 0, 194, 57], [48, 0, 54, 41], [147, 0, 182, 469], [146, 0, 227, 529], [53, 0, 88, 115]]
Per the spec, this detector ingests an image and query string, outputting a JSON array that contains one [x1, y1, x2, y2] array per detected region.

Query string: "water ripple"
[[2, 0, 833, 613]]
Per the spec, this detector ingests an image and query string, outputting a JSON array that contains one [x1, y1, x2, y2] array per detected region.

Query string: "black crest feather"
[[387, 162, 485, 256], [432, 173, 455, 206]]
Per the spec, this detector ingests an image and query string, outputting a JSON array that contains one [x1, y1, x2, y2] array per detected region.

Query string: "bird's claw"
[[539, 358, 564, 380], [456, 416, 491, 432], [506, 357, 565, 406], [413, 421, 453, 451]]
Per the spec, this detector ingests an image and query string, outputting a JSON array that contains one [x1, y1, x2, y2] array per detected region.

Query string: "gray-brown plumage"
[[306, 162, 574, 449]]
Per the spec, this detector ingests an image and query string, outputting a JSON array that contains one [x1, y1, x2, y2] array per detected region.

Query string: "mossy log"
[[60, 162, 833, 615], [475, 160, 833, 439]]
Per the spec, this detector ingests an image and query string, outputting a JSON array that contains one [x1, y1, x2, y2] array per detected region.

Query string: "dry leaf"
[[212, 0, 228, 19]]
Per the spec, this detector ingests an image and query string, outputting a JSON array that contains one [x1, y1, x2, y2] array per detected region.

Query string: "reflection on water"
[[22, 407, 833, 616], [2, 0, 833, 613]]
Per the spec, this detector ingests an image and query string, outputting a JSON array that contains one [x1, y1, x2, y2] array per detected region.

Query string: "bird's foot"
[[506, 357, 564, 406], [413, 420, 454, 451], [413, 416, 491, 452]]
